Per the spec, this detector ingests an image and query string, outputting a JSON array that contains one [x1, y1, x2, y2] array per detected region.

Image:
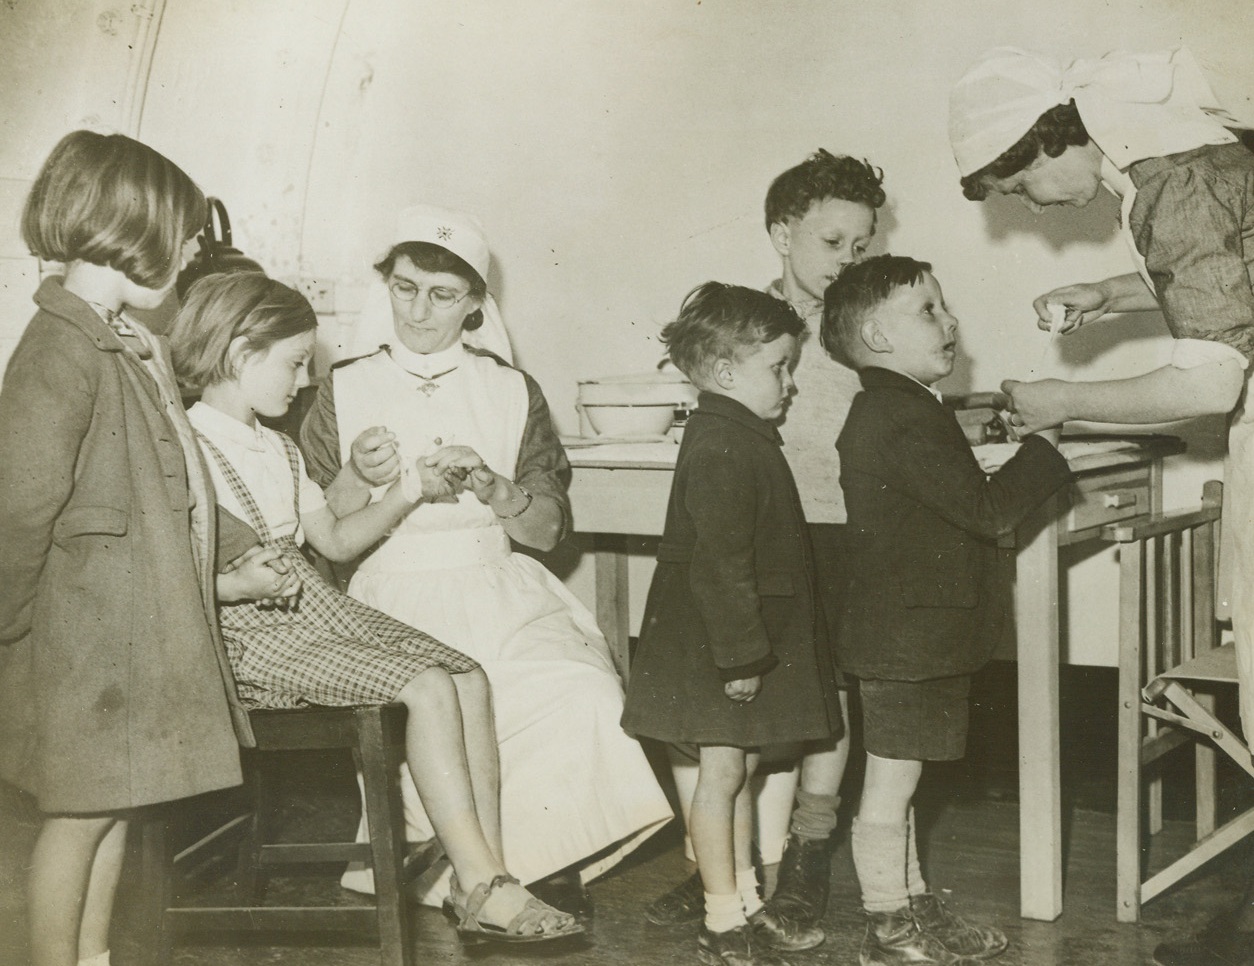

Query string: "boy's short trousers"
[[859, 674, 971, 761]]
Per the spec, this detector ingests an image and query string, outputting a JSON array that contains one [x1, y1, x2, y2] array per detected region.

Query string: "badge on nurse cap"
[[394, 204, 491, 285]]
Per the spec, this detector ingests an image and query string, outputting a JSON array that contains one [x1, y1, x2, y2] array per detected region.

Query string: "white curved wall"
[[3, 0, 1252, 660]]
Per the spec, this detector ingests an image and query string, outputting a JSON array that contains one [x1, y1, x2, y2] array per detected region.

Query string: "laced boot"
[[698, 924, 792, 966], [769, 833, 831, 925], [860, 909, 960, 966], [748, 903, 825, 951], [910, 893, 1007, 959]]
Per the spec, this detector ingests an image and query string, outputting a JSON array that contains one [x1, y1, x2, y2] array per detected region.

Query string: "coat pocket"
[[756, 571, 796, 597], [52, 506, 128, 546]]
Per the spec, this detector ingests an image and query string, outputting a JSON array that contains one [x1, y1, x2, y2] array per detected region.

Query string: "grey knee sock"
[[790, 789, 840, 841], [852, 816, 909, 914]]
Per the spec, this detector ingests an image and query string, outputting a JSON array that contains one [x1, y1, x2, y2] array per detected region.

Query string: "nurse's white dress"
[[303, 339, 672, 903]]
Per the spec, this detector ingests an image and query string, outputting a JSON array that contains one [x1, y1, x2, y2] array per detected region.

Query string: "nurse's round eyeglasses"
[[388, 278, 470, 310]]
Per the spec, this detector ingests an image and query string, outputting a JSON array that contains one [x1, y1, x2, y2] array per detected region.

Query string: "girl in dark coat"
[[0, 132, 245, 966], [622, 283, 841, 966]]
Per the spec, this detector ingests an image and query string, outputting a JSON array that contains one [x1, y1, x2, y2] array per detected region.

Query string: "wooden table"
[[567, 433, 1184, 921]]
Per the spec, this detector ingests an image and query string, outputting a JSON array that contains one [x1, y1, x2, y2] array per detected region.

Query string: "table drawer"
[[1067, 465, 1151, 533]]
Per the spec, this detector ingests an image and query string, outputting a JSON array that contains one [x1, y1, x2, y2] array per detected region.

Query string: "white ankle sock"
[[737, 867, 763, 917], [78, 952, 110, 966], [704, 890, 746, 933]]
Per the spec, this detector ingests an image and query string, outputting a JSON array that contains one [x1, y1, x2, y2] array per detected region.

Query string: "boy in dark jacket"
[[822, 255, 1072, 966]]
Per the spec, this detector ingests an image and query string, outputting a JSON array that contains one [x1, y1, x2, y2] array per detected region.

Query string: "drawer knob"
[[1104, 491, 1138, 509]]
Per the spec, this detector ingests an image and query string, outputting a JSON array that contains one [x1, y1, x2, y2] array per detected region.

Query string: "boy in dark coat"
[[622, 282, 841, 966], [821, 255, 1073, 966]]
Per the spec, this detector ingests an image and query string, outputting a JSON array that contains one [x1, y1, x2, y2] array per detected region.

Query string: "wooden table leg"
[[594, 534, 631, 683], [1015, 494, 1063, 921]]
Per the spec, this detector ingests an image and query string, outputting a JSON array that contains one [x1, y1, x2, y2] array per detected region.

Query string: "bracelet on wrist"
[[495, 483, 533, 520]]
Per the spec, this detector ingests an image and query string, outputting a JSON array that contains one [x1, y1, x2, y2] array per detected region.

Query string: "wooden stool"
[[138, 703, 421, 966], [1104, 482, 1254, 921]]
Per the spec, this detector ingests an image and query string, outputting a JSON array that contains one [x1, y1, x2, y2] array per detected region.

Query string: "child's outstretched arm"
[[849, 397, 1073, 542]]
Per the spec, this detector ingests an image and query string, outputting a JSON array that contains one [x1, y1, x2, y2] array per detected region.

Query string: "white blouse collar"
[[189, 400, 268, 452]]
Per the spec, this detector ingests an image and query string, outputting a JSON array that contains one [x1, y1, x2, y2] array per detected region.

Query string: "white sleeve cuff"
[[1169, 338, 1249, 371]]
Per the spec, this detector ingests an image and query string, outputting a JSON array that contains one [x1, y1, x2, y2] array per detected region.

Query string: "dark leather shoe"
[[770, 834, 831, 925], [749, 904, 825, 951], [527, 872, 594, 920], [698, 924, 792, 966], [909, 893, 1007, 959], [644, 869, 704, 926], [861, 909, 960, 966]]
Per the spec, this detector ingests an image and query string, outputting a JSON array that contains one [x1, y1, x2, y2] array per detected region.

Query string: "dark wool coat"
[[0, 279, 247, 813], [621, 392, 841, 747], [836, 367, 1074, 681]]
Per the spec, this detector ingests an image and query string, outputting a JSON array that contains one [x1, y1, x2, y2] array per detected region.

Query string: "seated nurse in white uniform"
[[299, 204, 672, 912]]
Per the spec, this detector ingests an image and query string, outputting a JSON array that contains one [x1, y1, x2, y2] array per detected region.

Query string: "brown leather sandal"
[[446, 873, 585, 944]]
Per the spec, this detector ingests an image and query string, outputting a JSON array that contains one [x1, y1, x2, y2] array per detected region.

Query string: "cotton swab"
[[1029, 302, 1067, 377]]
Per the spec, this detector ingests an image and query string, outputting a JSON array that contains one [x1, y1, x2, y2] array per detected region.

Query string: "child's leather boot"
[[910, 893, 1007, 959], [748, 904, 825, 951], [769, 833, 831, 925], [698, 924, 792, 966], [860, 909, 960, 966]]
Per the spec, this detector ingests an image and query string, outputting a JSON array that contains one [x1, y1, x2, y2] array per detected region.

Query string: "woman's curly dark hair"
[[960, 101, 1091, 200], [765, 149, 886, 228]]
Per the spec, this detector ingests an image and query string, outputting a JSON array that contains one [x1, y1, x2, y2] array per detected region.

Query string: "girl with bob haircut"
[[169, 271, 583, 946], [0, 130, 244, 966]]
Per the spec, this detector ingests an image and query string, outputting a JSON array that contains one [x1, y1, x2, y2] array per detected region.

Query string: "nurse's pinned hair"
[[22, 130, 206, 289]]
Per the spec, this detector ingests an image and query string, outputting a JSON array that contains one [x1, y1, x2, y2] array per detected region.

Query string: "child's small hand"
[[1000, 378, 1069, 438], [724, 676, 761, 702], [350, 426, 400, 486], [403, 454, 464, 504], [217, 546, 302, 605], [424, 446, 496, 503]]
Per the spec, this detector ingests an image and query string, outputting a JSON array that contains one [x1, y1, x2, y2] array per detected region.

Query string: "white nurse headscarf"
[[949, 46, 1246, 177], [349, 203, 514, 362]]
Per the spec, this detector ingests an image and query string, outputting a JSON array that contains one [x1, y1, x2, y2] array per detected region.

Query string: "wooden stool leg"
[[357, 705, 413, 966], [1116, 543, 1144, 923], [234, 753, 267, 904], [135, 810, 175, 966]]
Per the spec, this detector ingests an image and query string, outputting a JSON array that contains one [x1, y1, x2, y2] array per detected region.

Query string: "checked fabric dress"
[[197, 432, 478, 711]]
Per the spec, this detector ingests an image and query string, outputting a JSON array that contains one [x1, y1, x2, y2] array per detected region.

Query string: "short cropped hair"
[[661, 282, 804, 387], [22, 130, 206, 289], [960, 101, 1090, 201], [374, 241, 488, 331], [764, 149, 886, 230], [170, 272, 316, 392], [821, 254, 932, 369]]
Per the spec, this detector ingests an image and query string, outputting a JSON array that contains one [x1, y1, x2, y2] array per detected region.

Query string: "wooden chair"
[[1104, 481, 1254, 922], [138, 703, 428, 966]]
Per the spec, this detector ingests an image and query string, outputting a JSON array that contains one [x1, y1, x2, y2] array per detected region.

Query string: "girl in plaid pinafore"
[[171, 272, 582, 945]]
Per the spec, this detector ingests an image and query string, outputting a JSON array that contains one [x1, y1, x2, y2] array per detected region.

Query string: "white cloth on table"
[[331, 344, 672, 902]]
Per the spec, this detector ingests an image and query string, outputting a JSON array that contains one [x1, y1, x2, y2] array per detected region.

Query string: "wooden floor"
[[1, 663, 1250, 966]]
